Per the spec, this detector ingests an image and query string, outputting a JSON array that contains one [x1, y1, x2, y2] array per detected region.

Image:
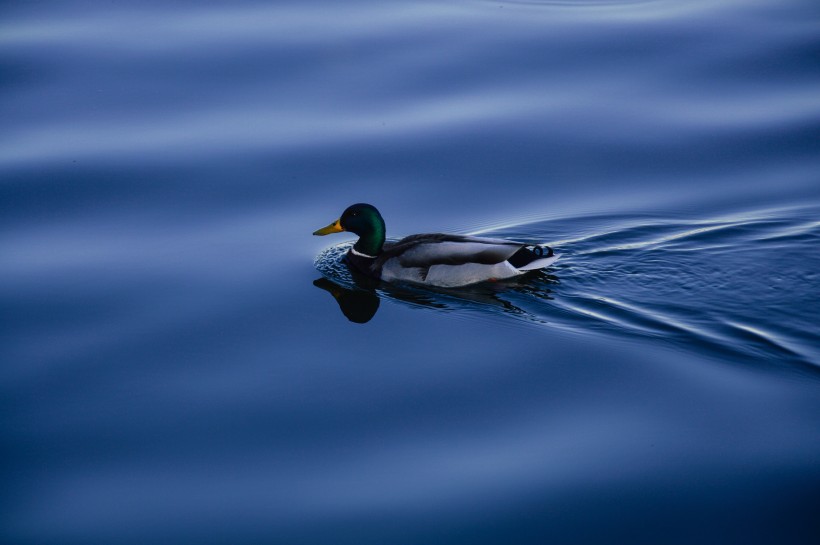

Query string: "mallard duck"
[[313, 203, 559, 288]]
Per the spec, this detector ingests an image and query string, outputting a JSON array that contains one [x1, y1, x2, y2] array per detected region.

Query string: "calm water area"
[[2, 1, 820, 543]]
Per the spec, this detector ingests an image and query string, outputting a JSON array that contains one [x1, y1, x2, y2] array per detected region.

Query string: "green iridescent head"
[[313, 203, 386, 256]]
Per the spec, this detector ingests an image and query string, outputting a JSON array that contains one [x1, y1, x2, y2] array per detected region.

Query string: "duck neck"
[[353, 221, 385, 258]]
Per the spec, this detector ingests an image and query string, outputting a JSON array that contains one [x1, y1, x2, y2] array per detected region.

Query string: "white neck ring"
[[350, 247, 377, 259]]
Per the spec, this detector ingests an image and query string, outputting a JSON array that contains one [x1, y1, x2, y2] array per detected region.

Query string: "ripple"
[[473, 0, 730, 19], [314, 204, 820, 375], [489, 0, 660, 5]]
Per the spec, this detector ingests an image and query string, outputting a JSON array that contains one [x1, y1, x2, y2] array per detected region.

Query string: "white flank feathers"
[[380, 253, 559, 288]]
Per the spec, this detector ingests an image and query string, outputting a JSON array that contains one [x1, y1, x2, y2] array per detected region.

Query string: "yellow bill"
[[313, 218, 344, 236]]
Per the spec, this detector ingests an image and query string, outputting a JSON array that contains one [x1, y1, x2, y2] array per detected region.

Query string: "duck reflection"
[[314, 258, 559, 324], [313, 278, 380, 323]]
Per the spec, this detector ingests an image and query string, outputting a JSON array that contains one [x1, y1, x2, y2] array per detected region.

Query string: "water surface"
[[2, 1, 820, 543]]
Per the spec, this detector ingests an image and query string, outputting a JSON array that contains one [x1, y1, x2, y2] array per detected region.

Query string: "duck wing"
[[377, 234, 525, 269]]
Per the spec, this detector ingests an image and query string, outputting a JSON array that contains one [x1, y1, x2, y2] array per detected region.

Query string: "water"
[[2, 1, 819, 543]]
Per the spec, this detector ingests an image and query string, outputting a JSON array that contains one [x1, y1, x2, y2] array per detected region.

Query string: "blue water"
[[2, 1, 820, 544]]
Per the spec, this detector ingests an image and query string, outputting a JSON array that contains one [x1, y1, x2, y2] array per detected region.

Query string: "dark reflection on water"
[[314, 278, 381, 323]]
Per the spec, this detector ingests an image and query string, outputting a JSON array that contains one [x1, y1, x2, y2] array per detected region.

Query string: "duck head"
[[313, 203, 386, 257]]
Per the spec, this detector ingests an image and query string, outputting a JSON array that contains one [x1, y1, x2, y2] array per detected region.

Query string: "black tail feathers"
[[508, 244, 554, 268]]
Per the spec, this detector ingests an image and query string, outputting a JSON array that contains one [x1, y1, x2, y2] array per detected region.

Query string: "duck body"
[[314, 204, 559, 288]]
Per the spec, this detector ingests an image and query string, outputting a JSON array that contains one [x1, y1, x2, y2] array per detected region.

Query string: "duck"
[[313, 203, 559, 288]]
